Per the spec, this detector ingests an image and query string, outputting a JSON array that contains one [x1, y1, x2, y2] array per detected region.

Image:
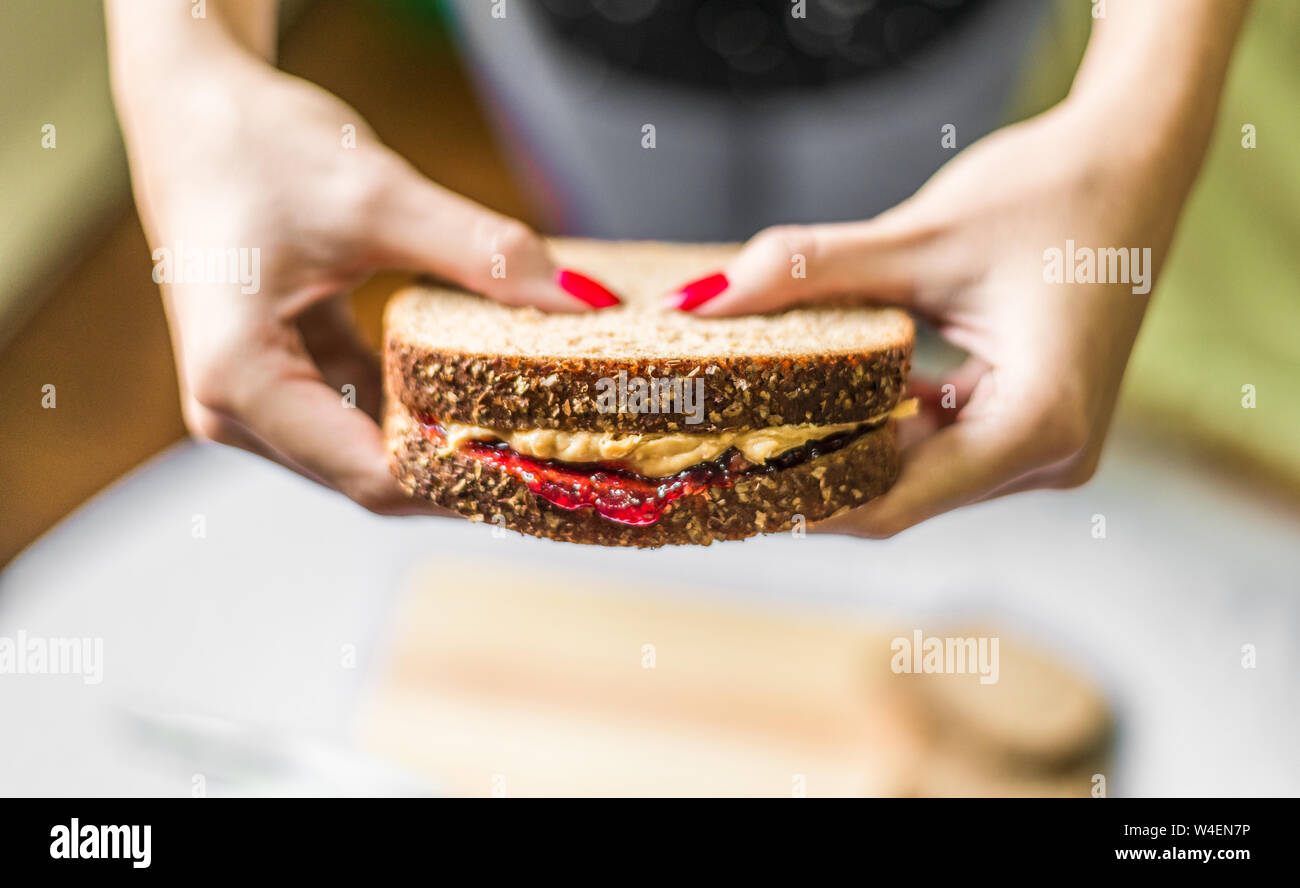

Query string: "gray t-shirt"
[[446, 0, 1043, 239]]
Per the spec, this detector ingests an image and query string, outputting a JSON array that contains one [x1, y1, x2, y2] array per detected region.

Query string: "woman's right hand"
[[107, 5, 617, 514]]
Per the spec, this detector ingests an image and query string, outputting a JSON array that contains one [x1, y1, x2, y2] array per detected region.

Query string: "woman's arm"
[[105, 0, 277, 80], [1069, 0, 1254, 224]]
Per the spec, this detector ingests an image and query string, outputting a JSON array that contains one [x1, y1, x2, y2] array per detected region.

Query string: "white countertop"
[[2, 418, 1297, 797]]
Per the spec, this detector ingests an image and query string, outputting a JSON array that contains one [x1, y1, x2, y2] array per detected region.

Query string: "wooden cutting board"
[[358, 563, 1111, 797]]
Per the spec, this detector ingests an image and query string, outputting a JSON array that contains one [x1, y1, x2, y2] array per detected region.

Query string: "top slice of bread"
[[386, 239, 913, 433]]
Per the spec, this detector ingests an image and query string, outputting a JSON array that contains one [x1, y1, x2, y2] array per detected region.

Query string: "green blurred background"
[[1014, 0, 1300, 491]]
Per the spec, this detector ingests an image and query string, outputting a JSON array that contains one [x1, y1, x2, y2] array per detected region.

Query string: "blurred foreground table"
[[1, 417, 1297, 796]]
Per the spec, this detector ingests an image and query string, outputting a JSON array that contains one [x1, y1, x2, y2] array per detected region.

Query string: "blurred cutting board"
[[359, 564, 1112, 797]]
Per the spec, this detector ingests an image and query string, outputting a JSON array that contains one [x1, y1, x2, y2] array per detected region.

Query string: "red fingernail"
[[557, 269, 620, 309], [668, 272, 728, 311]]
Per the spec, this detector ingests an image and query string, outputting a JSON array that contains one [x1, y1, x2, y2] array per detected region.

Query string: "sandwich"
[[384, 240, 914, 547]]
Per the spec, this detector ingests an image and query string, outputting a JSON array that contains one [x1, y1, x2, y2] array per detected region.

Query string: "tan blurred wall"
[[0, 0, 128, 345]]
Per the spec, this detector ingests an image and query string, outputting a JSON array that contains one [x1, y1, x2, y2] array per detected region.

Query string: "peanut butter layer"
[[439, 400, 917, 478]]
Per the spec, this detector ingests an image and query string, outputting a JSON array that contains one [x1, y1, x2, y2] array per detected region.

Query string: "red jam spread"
[[419, 415, 865, 527]]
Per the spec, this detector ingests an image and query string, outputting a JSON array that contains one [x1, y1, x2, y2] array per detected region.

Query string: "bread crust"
[[386, 400, 898, 547], [385, 344, 912, 434]]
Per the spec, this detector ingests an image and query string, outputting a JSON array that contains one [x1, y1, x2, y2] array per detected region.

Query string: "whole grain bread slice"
[[385, 398, 898, 547], [385, 239, 913, 433]]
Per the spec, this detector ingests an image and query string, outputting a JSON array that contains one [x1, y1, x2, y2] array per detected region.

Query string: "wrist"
[[112, 49, 275, 145], [106, 2, 277, 124], [1053, 88, 1208, 208], [1062, 1, 1252, 194]]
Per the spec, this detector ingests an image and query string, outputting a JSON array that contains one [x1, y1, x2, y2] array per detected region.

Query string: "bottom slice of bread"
[[385, 400, 898, 547]]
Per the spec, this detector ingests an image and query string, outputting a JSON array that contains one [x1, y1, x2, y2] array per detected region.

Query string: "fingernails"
[[667, 272, 728, 311], [557, 269, 620, 309]]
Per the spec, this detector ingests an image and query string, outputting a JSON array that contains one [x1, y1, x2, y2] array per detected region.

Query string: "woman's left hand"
[[667, 102, 1203, 537]]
